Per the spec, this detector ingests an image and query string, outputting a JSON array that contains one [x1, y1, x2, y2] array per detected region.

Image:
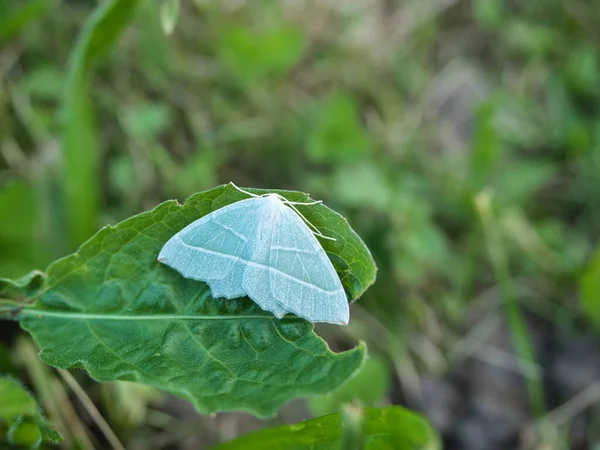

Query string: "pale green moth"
[[158, 183, 350, 325]]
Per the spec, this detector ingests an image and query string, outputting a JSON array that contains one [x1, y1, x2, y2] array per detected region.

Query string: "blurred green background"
[[2, 0, 600, 448]]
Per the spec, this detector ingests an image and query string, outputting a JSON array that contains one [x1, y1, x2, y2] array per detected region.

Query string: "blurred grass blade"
[[580, 245, 600, 330], [160, 0, 180, 35], [475, 191, 546, 417], [0, 0, 52, 42], [62, 0, 143, 247]]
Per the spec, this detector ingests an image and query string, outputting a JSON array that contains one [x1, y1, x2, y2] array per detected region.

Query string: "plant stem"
[[0, 298, 24, 320], [16, 337, 96, 449], [58, 369, 126, 450], [475, 191, 546, 418]]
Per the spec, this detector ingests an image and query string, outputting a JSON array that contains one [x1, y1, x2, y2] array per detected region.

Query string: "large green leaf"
[[10, 184, 375, 417], [62, 0, 143, 246], [0, 376, 62, 447], [212, 406, 440, 450]]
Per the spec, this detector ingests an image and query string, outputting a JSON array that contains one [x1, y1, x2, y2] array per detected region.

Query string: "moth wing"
[[158, 197, 267, 299], [243, 202, 349, 325]]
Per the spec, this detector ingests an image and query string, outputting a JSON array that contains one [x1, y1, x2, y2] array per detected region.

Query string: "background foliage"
[[1, 0, 600, 448]]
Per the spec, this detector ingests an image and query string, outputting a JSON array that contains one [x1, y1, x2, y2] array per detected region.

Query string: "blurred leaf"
[[169, 148, 218, 197], [566, 44, 599, 96], [0, 377, 37, 418], [330, 163, 391, 211], [62, 0, 143, 247], [109, 153, 139, 198], [0, 182, 50, 278], [0, 376, 62, 447], [494, 160, 556, 206], [101, 382, 162, 433], [12, 185, 375, 417], [21, 66, 63, 101], [0, 181, 36, 243], [469, 100, 503, 190], [308, 355, 389, 416], [160, 0, 179, 35], [580, 245, 600, 330], [0, 0, 51, 42], [307, 92, 370, 164], [8, 417, 42, 447], [505, 20, 555, 57], [0, 343, 16, 375], [218, 24, 305, 84], [137, 0, 172, 78], [212, 406, 440, 450], [473, 0, 504, 29], [121, 102, 172, 139], [390, 192, 449, 285], [545, 77, 574, 147]]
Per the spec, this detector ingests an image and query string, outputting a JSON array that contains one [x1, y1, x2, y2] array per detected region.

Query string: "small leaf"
[[0, 376, 62, 446], [160, 0, 180, 36], [7, 417, 42, 447], [16, 185, 375, 417], [211, 406, 441, 449]]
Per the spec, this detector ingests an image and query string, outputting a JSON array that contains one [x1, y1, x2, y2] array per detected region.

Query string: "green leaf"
[[15, 184, 375, 417], [62, 0, 143, 247], [211, 406, 441, 450], [308, 356, 389, 416], [0, 376, 62, 447]]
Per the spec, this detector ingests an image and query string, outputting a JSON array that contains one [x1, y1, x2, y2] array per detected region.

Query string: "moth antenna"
[[230, 182, 259, 198], [285, 199, 323, 206], [285, 202, 337, 242]]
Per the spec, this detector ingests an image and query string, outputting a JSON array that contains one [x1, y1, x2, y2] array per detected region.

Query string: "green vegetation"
[[1, 0, 600, 448]]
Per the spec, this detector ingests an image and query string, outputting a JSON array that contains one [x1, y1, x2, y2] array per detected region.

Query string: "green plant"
[[0, 184, 438, 447]]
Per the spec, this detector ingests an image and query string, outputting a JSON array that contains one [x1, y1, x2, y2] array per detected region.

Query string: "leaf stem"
[[0, 298, 25, 320]]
